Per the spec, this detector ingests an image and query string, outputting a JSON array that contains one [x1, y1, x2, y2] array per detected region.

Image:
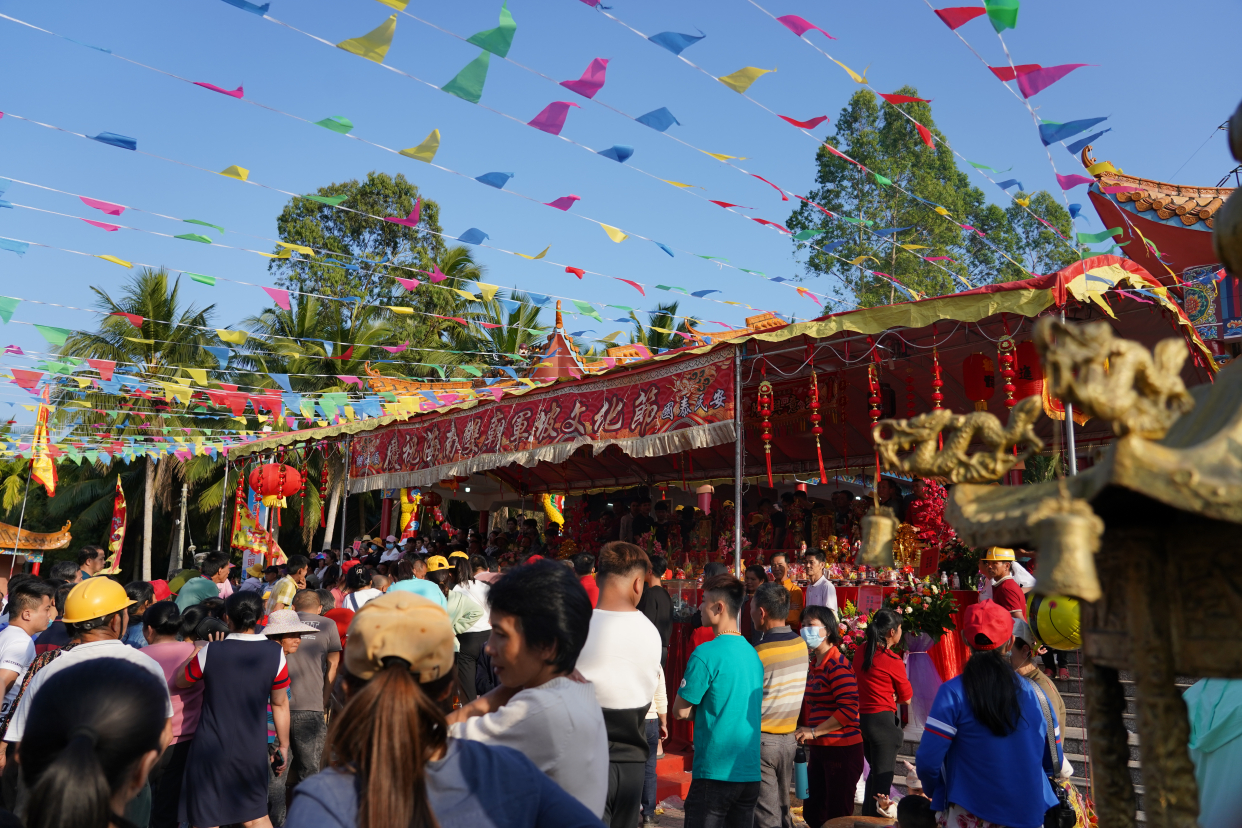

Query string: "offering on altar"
[[886, 577, 960, 641]]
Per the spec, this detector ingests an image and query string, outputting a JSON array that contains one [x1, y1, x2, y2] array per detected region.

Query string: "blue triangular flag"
[[874, 226, 914, 236], [204, 346, 230, 366], [652, 241, 674, 257], [691, 289, 720, 297], [219, 0, 270, 13], [598, 145, 634, 163], [269, 373, 292, 392], [995, 179, 1023, 191], [475, 172, 514, 189], [647, 30, 704, 55], [528, 294, 550, 306], [89, 132, 137, 151], [497, 299, 519, 317], [1039, 117, 1108, 147], [500, 367, 520, 379], [459, 228, 490, 245], [636, 107, 681, 132], [1066, 129, 1111, 155], [1069, 204, 1082, 220]]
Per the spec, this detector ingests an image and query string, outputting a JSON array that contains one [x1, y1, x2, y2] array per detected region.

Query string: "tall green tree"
[[269, 172, 446, 305], [787, 88, 1077, 307], [626, 302, 696, 351]]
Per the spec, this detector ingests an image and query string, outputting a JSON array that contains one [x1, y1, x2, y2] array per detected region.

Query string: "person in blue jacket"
[[916, 601, 1061, 828]]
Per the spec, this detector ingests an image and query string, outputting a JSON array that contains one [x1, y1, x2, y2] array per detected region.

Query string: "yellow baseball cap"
[[448, 551, 469, 561], [981, 547, 1016, 562], [426, 555, 451, 572], [344, 592, 454, 683]]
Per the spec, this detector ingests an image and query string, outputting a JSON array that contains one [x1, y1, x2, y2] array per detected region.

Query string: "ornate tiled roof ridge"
[[1081, 146, 1233, 228]]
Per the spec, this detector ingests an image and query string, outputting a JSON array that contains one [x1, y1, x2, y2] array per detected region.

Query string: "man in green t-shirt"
[[673, 573, 764, 828], [174, 553, 231, 610]]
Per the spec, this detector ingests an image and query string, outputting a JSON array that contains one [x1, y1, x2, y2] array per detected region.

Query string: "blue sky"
[[2, 0, 1239, 423]]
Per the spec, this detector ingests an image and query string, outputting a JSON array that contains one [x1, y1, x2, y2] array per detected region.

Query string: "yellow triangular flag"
[[601, 224, 629, 243], [217, 329, 249, 346], [388, 306, 414, 315], [277, 241, 315, 256], [96, 254, 132, 268], [75, 376, 92, 388], [475, 283, 500, 302], [846, 255, 878, 266], [452, 289, 477, 302], [934, 206, 951, 216], [701, 151, 747, 162], [400, 129, 441, 163], [831, 59, 868, 84], [600, 331, 623, 341], [515, 247, 550, 261], [717, 66, 775, 94], [1015, 197, 1030, 207], [650, 326, 674, 334], [336, 14, 397, 64], [220, 165, 250, 181], [375, 0, 408, 8], [662, 180, 698, 189], [899, 244, 929, 250], [125, 337, 155, 344], [259, 248, 292, 259], [185, 368, 208, 385]]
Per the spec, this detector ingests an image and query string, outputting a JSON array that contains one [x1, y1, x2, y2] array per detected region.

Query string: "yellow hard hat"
[[448, 551, 469, 561], [426, 555, 451, 572], [980, 547, 1016, 562], [62, 577, 136, 624]]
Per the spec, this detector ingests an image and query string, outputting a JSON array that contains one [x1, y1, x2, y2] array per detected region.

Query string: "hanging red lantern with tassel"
[[318, 452, 330, 528], [997, 337, 1017, 411], [807, 345, 827, 485], [248, 464, 302, 508], [962, 353, 995, 411], [758, 378, 774, 487], [298, 461, 309, 527], [931, 347, 944, 410]]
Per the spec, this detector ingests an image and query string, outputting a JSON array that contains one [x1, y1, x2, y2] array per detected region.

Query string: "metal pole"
[[172, 483, 187, 577], [216, 461, 230, 552], [11, 470, 31, 556], [338, 439, 350, 553], [733, 345, 744, 577], [1060, 311, 1078, 475]]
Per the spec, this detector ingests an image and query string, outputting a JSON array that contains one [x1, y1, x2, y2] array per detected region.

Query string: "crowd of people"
[[0, 527, 1107, 828]]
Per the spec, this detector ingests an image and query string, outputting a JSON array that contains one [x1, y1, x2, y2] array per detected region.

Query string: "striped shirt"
[[754, 627, 809, 734], [800, 645, 861, 746]]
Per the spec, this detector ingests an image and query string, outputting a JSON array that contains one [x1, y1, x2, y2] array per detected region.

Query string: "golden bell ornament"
[[859, 507, 897, 569], [1032, 511, 1104, 602]]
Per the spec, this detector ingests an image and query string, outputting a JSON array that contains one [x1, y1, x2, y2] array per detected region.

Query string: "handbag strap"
[[1023, 674, 1060, 775]]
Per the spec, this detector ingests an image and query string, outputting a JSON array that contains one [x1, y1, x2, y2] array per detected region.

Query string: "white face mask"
[[801, 626, 825, 649]]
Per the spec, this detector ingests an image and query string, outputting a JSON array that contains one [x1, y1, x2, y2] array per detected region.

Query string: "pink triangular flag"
[[1056, 173, 1095, 190], [262, 286, 291, 310], [776, 14, 835, 39], [428, 265, 449, 284], [560, 58, 609, 98], [80, 196, 125, 216], [617, 278, 646, 295], [381, 342, 409, 353], [478, 322, 503, 329], [194, 82, 244, 98], [528, 101, 580, 136], [88, 358, 115, 380], [83, 218, 121, 231], [1016, 64, 1091, 97], [385, 198, 421, 228], [394, 277, 420, 291], [545, 195, 581, 211], [339, 375, 362, 388]]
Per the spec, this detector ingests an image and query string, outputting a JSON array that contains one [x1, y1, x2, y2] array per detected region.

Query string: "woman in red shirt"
[[795, 606, 862, 826], [852, 607, 913, 817]]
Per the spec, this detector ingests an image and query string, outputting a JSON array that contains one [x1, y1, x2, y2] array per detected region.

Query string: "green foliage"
[[269, 171, 446, 305], [787, 89, 1078, 307], [626, 302, 696, 352]]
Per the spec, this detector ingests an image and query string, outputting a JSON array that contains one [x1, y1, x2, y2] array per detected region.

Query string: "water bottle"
[[794, 745, 809, 800]]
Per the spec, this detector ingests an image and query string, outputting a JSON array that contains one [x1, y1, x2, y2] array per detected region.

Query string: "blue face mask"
[[801, 626, 825, 649], [386, 543, 395, 549]]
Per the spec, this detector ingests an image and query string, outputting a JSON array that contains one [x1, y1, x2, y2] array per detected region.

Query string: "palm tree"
[[626, 302, 698, 352], [59, 268, 220, 580], [450, 290, 548, 371]]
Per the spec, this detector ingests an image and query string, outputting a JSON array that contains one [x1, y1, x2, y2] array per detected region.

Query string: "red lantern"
[[997, 337, 1017, 411], [1013, 340, 1042, 400], [962, 353, 995, 411], [931, 346, 944, 410], [758, 378, 774, 487], [422, 491, 443, 508], [249, 463, 302, 507]]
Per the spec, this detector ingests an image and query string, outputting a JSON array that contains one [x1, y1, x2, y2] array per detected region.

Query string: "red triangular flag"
[[710, 201, 750, 210], [11, 369, 43, 391], [616, 279, 646, 295], [111, 312, 144, 329], [823, 142, 862, 167], [88, 358, 116, 380], [565, 267, 586, 279], [778, 114, 828, 129], [989, 63, 1041, 82], [915, 123, 935, 148], [329, 345, 354, 360], [879, 93, 931, 105], [934, 7, 986, 29]]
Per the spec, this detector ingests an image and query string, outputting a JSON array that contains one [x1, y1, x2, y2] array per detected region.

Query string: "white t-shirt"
[[805, 576, 839, 612], [449, 675, 608, 817], [575, 609, 662, 711], [454, 580, 491, 633], [343, 588, 383, 611], [0, 625, 35, 715], [5, 639, 174, 742]]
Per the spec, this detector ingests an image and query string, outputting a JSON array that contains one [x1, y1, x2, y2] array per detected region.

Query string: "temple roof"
[[1081, 146, 1231, 230], [0, 521, 71, 551]]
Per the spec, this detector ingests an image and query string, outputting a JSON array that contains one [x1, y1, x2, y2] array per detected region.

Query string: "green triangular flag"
[[315, 116, 354, 135], [792, 230, 818, 241], [442, 50, 491, 104], [607, 305, 635, 313], [874, 173, 893, 187], [459, 365, 483, 377], [336, 14, 397, 64], [175, 233, 213, 244], [188, 273, 216, 286], [304, 194, 347, 207], [572, 300, 603, 322], [184, 219, 225, 234], [985, 0, 1019, 32], [0, 296, 18, 324], [466, 1, 517, 57], [34, 324, 72, 347]]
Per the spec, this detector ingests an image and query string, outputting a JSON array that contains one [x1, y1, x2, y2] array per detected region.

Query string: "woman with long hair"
[[21, 659, 171, 828], [452, 558, 491, 703], [916, 602, 1062, 828], [285, 591, 603, 828], [852, 607, 912, 816], [425, 558, 484, 649], [795, 605, 862, 825]]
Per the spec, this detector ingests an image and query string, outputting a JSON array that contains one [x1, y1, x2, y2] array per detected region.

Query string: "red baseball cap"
[[150, 579, 171, 603], [961, 601, 1013, 650]]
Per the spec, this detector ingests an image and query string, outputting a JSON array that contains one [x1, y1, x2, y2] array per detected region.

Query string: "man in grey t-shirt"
[[287, 590, 342, 790]]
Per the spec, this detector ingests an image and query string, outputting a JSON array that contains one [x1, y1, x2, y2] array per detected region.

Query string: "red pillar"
[[380, 497, 393, 539], [478, 510, 490, 537]]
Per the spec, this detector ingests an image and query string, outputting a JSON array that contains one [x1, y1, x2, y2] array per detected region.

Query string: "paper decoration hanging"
[[400, 129, 441, 162], [217, 329, 249, 345], [443, 51, 491, 103], [934, 6, 987, 28], [561, 58, 608, 98], [515, 247, 549, 260], [89, 132, 137, 151], [475, 172, 514, 189], [219, 165, 249, 181], [1056, 174, 1094, 190], [88, 358, 116, 380], [528, 101, 579, 135], [175, 233, 213, 244], [81, 196, 124, 215], [29, 387, 56, 497], [219, 0, 269, 14], [375, 0, 409, 9], [110, 312, 143, 329], [776, 14, 834, 39], [0, 296, 17, 323], [459, 228, 489, 245], [315, 115, 355, 135], [96, 254, 132, 268], [0, 238, 28, 256], [717, 66, 775, 94], [601, 224, 628, 243], [565, 267, 585, 278], [1038, 116, 1107, 146], [466, 2, 517, 57], [984, 0, 1019, 31], [1066, 129, 1111, 155], [597, 145, 634, 163], [1077, 228, 1122, 244], [830, 59, 867, 84], [263, 287, 292, 309], [336, 14, 397, 64], [778, 114, 828, 129], [83, 219, 121, 231], [1018, 64, 1091, 98], [647, 30, 704, 55], [194, 81, 244, 98], [385, 199, 421, 227], [545, 195, 580, 211], [702, 150, 746, 162]]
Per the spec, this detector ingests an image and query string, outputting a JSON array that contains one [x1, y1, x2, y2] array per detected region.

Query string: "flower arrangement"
[[886, 577, 959, 641], [835, 600, 870, 663]]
